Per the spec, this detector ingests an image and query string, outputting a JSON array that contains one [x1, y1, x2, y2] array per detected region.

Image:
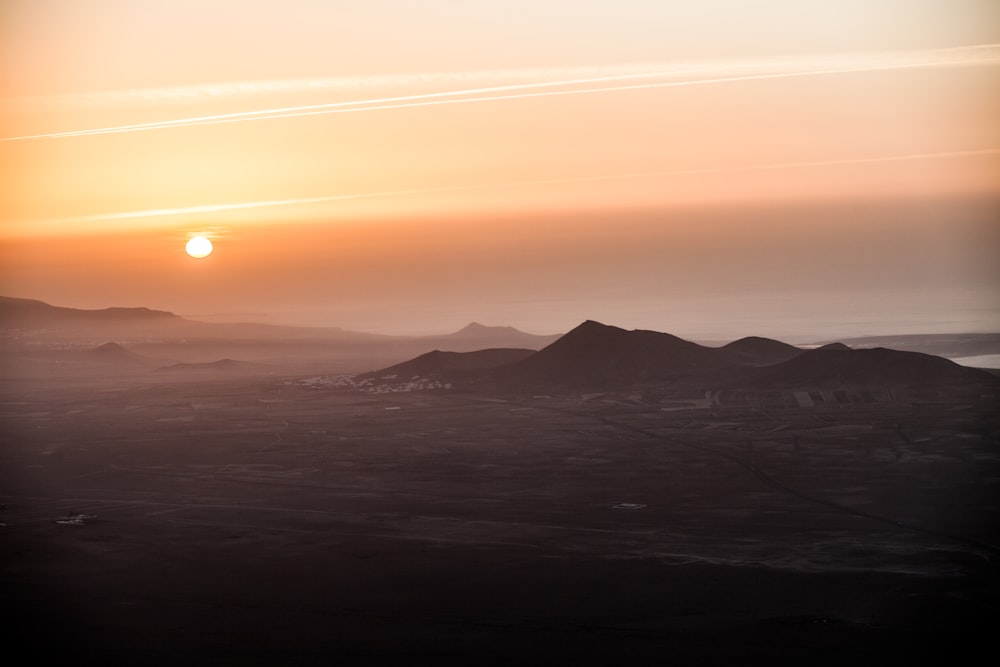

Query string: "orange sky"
[[1, 1, 998, 338]]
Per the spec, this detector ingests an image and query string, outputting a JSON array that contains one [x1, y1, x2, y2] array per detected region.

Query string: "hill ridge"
[[1, 296, 178, 324], [373, 320, 998, 392]]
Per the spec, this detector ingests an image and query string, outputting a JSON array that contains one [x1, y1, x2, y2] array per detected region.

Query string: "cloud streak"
[[13, 148, 996, 234], [4, 44, 998, 142]]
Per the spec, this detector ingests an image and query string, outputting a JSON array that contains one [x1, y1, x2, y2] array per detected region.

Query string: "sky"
[[1, 0, 998, 339]]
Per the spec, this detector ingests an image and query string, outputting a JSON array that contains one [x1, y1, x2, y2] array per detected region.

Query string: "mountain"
[[87, 341, 157, 367], [0, 296, 178, 328], [450, 322, 526, 339], [0, 297, 551, 353], [437, 322, 561, 350], [719, 336, 803, 366], [817, 333, 1000, 360], [10, 298, 996, 392], [363, 348, 536, 381], [0, 297, 561, 373], [748, 346, 998, 388], [491, 320, 728, 388], [371, 320, 1000, 394], [0, 296, 376, 339]]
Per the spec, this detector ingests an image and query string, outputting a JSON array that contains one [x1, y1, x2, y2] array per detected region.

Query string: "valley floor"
[[2, 373, 998, 665]]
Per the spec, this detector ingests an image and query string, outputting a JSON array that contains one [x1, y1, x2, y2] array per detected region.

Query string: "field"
[[2, 369, 999, 664]]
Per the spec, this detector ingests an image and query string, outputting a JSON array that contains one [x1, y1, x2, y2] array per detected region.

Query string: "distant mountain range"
[[0, 296, 370, 340], [0, 297, 561, 374], [749, 345, 988, 388], [817, 333, 1000, 359], [0, 296, 177, 328], [4, 297, 998, 391], [370, 320, 999, 392], [0, 297, 557, 352]]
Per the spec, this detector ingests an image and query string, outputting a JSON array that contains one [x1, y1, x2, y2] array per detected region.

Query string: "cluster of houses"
[[295, 374, 452, 394]]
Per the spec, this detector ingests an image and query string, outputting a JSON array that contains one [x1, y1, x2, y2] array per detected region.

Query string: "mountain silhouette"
[[748, 346, 997, 388], [821, 333, 1000, 359], [450, 322, 525, 338], [0, 297, 554, 354], [491, 320, 728, 388], [1, 296, 178, 328], [432, 322, 561, 350], [373, 320, 998, 393], [719, 336, 803, 366], [364, 348, 536, 381], [87, 341, 154, 367], [9, 298, 995, 393]]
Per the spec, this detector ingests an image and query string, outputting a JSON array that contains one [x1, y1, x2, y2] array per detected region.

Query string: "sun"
[[185, 236, 213, 258]]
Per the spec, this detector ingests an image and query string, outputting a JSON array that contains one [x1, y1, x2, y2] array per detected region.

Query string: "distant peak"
[[452, 322, 520, 337], [88, 341, 145, 364], [817, 342, 852, 351]]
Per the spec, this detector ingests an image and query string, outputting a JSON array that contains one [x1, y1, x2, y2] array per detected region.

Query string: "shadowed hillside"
[[719, 336, 803, 366], [362, 348, 536, 381], [490, 320, 728, 388], [820, 333, 1000, 360], [369, 320, 999, 395], [747, 346, 999, 388]]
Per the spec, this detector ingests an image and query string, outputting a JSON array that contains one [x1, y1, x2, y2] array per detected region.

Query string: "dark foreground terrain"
[[2, 367, 999, 665]]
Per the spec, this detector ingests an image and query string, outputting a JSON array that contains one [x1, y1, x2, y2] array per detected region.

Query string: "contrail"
[[20, 149, 997, 231], [5, 45, 998, 142], [3, 69, 716, 141], [11, 44, 996, 110]]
